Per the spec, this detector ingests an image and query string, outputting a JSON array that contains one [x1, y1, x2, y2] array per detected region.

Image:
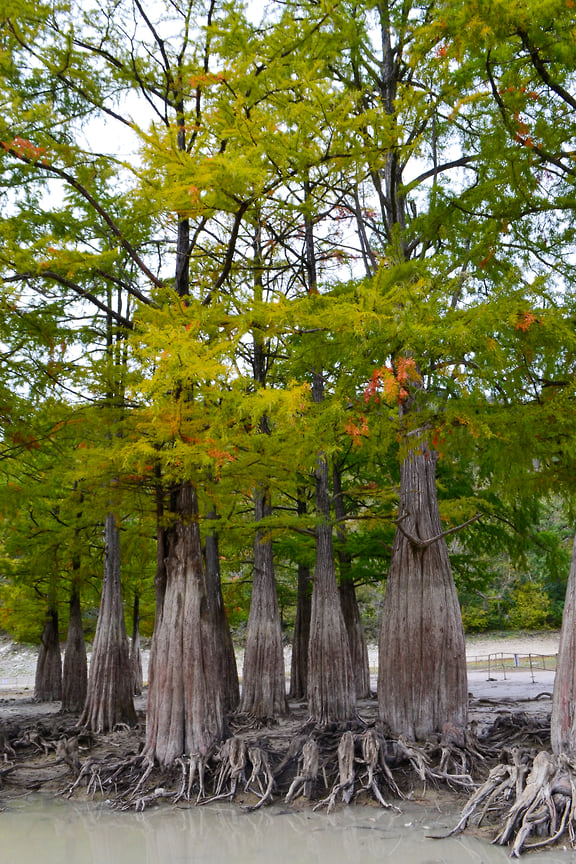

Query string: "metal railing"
[[0, 676, 35, 692], [466, 653, 558, 683]]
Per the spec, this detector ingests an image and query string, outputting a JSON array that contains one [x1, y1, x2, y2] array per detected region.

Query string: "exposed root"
[[395, 737, 431, 787], [314, 729, 404, 813], [12, 729, 52, 755], [200, 736, 247, 804], [173, 753, 207, 803], [429, 763, 513, 839], [229, 713, 273, 733], [63, 749, 147, 801], [0, 729, 16, 760], [479, 713, 550, 751], [243, 746, 275, 811], [285, 738, 320, 803], [0, 761, 15, 786], [440, 749, 576, 856], [126, 758, 155, 801], [493, 750, 557, 847], [25, 719, 487, 813], [125, 787, 174, 812], [358, 729, 402, 809], [55, 738, 81, 774], [313, 731, 355, 812], [4, 699, 549, 826]]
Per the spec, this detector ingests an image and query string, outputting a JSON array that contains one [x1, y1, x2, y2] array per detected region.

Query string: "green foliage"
[[460, 606, 490, 634], [508, 583, 552, 631], [0, 0, 575, 649], [0, 581, 47, 643], [221, 574, 252, 631]]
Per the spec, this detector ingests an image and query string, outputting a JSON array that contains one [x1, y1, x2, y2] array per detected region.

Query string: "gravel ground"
[[465, 630, 559, 660]]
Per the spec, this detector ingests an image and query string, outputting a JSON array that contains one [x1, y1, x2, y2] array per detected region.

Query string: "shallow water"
[[2, 797, 576, 864]]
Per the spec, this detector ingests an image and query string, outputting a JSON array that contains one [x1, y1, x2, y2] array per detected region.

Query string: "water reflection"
[[0, 797, 572, 864]]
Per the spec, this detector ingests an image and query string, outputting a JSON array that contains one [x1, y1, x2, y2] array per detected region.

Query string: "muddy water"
[[2, 798, 576, 864]]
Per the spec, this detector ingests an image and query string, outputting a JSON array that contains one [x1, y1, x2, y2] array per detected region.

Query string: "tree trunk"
[[241, 215, 286, 717], [80, 514, 136, 732], [62, 583, 87, 712], [290, 560, 312, 700], [241, 489, 288, 717], [34, 607, 62, 702], [290, 491, 312, 700], [205, 518, 240, 711], [307, 451, 356, 724], [142, 481, 167, 748], [551, 532, 576, 755], [378, 447, 467, 740], [130, 594, 143, 697], [333, 465, 371, 698], [144, 483, 225, 765], [339, 578, 371, 698]]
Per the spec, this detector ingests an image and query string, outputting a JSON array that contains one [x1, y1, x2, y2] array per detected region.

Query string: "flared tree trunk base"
[[307, 450, 356, 725], [35, 609, 62, 702], [241, 492, 287, 718], [80, 514, 136, 733], [378, 449, 467, 740], [144, 483, 225, 766], [551, 533, 576, 755], [62, 587, 87, 713], [49, 703, 481, 813], [205, 529, 240, 712], [441, 535, 576, 852], [308, 521, 356, 725]]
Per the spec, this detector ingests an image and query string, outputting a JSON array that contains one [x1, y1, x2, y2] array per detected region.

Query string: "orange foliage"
[[364, 357, 420, 407], [396, 356, 420, 385], [515, 311, 539, 332], [363, 368, 384, 403], [2, 137, 47, 161], [478, 247, 494, 269], [189, 72, 226, 88], [12, 431, 40, 450], [344, 415, 370, 446], [206, 447, 237, 468]]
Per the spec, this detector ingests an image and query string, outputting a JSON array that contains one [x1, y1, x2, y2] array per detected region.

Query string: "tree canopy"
[[0, 0, 575, 750]]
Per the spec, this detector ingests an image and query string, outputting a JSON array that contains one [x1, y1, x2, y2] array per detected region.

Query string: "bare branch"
[[396, 512, 482, 549], [2, 145, 165, 290], [2, 271, 132, 329]]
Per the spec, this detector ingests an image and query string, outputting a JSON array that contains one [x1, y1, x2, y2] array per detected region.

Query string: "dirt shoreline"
[[464, 630, 559, 658], [0, 630, 558, 817]]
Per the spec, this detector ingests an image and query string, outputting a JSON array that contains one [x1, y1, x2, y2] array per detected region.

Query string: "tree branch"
[[202, 199, 252, 304], [517, 29, 576, 112], [486, 50, 576, 179], [409, 155, 477, 187], [1, 145, 165, 290], [2, 271, 132, 329], [396, 512, 482, 549], [94, 268, 155, 308]]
